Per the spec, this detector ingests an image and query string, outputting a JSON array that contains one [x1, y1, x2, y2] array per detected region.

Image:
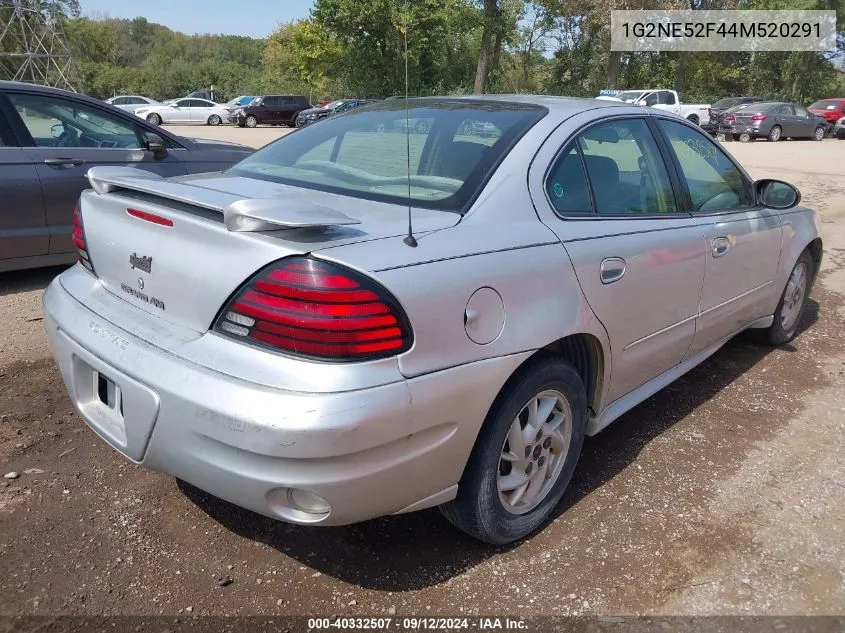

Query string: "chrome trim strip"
[[624, 313, 697, 351], [700, 280, 771, 317]]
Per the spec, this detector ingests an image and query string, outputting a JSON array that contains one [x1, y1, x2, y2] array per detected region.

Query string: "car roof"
[[404, 94, 640, 115]]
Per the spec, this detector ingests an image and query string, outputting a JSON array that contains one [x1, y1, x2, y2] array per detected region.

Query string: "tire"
[[146, 113, 162, 125], [207, 114, 221, 126], [768, 125, 782, 142], [440, 355, 587, 544], [245, 115, 258, 128], [812, 125, 825, 141], [687, 114, 699, 126], [754, 250, 814, 346]]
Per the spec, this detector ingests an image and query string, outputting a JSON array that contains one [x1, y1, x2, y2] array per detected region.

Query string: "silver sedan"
[[43, 96, 821, 544]]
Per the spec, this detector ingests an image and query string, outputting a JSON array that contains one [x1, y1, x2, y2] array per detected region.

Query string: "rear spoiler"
[[86, 166, 360, 232]]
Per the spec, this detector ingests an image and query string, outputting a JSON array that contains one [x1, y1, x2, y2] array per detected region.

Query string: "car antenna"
[[402, 0, 417, 248]]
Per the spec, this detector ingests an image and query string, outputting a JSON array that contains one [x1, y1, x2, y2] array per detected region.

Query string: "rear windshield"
[[809, 100, 842, 110], [228, 100, 546, 213]]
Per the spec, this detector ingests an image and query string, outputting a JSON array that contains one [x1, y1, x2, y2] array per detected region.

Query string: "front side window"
[[174, 99, 191, 108], [9, 93, 143, 149], [111, 97, 128, 105], [229, 101, 546, 213], [657, 118, 752, 213], [576, 118, 677, 215]]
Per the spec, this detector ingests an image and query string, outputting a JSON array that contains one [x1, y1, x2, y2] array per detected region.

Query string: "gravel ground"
[[1, 130, 844, 619]]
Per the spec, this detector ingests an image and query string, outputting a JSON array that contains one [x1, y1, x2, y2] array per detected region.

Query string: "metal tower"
[[0, 0, 77, 90]]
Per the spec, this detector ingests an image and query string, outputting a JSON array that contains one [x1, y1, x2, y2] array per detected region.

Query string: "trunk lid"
[[80, 168, 458, 333]]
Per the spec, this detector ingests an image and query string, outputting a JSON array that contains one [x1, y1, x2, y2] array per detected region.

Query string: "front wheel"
[[146, 113, 162, 125], [768, 125, 782, 142], [755, 250, 813, 346], [687, 114, 699, 126], [440, 356, 587, 544], [207, 114, 222, 126], [245, 115, 258, 128], [812, 126, 825, 141]]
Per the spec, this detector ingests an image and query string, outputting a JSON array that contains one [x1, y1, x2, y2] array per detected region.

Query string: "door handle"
[[712, 237, 731, 258], [600, 257, 626, 284], [43, 158, 85, 167]]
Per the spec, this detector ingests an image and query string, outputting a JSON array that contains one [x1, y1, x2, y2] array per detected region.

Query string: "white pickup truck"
[[597, 89, 711, 127]]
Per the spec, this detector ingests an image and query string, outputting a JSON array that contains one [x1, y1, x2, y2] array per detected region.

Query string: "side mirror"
[[756, 179, 800, 210], [51, 123, 65, 138], [144, 132, 168, 158]]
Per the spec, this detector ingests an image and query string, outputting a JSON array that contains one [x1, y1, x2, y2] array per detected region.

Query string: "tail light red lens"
[[725, 115, 736, 123], [72, 204, 96, 275], [751, 114, 768, 121], [707, 107, 712, 120], [214, 257, 413, 361]]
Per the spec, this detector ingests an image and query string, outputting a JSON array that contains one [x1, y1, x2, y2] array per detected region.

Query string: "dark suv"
[[234, 95, 311, 128]]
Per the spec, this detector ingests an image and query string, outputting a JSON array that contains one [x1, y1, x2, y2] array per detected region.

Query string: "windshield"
[[809, 100, 840, 110], [712, 98, 739, 109], [616, 91, 647, 102], [228, 100, 546, 213], [324, 100, 345, 110]]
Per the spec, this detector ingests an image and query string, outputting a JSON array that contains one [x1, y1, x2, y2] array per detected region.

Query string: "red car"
[[808, 98, 845, 126]]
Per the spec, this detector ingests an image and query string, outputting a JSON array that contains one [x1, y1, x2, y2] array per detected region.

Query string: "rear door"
[[3, 90, 187, 255], [654, 117, 782, 356], [530, 115, 706, 403], [0, 104, 48, 261]]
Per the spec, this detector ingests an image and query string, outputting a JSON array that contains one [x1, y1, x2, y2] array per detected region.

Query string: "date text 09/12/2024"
[[307, 617, 528, 630]]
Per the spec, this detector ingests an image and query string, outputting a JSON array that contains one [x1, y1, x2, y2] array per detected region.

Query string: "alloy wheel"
[[497, 390, 572, 515]]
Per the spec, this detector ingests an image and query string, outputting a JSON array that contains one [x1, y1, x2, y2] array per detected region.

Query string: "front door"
[[5, 91, 187, 255], [170, 100, 194, 123], [534, 116, 706, 403], [653, 117, 782, 356]]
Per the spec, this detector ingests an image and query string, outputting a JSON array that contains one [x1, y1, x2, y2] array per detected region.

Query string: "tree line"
[[3, 0, 843, 105]]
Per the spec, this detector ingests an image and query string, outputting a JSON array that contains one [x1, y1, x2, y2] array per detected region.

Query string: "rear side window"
[[546, 146, 592, 215], [229, 101, 546, 213], [657, 118, 752, 212], [576, 119, 677, 215]]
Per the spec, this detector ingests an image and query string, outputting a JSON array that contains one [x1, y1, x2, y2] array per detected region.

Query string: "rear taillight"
[[751, 114, 767, 121], [72, 204, 95, 275], [707, 107, 712, 119], [214, 257, 413, 361], [725, 115, 736, 122]]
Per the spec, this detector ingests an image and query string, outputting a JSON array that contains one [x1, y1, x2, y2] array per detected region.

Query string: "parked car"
[[597, 89, 711, 126], [233, 95, 311, 128], [723, 101, 827, 141], [295, 99, 377, 127], [43, 96, 821, 544], [835, 116, 845, 139], [808, 98, 845, 131], [0, 81, 253, 273], [105, 95, 161, 114], [701, 96, 765, 135], [135, 98, 232, 126]]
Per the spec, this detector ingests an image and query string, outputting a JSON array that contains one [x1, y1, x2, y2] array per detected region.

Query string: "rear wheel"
[[245, 115, 258, 128], [440, 356, 587, 544], [207, 114, 222, 126], [768, 125, 782, 142], [812, 125, 825, 141], [146, 113, 161, 125], [754, 250, 813, 345]]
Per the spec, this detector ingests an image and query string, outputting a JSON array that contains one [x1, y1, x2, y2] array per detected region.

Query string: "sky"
[[78, 0, 315, 38]]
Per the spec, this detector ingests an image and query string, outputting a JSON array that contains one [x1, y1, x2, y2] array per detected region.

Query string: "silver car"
[[43, 97, 822, 544]]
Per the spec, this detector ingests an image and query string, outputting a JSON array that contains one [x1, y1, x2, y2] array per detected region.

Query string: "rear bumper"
[[43, 270, 527, 525]]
